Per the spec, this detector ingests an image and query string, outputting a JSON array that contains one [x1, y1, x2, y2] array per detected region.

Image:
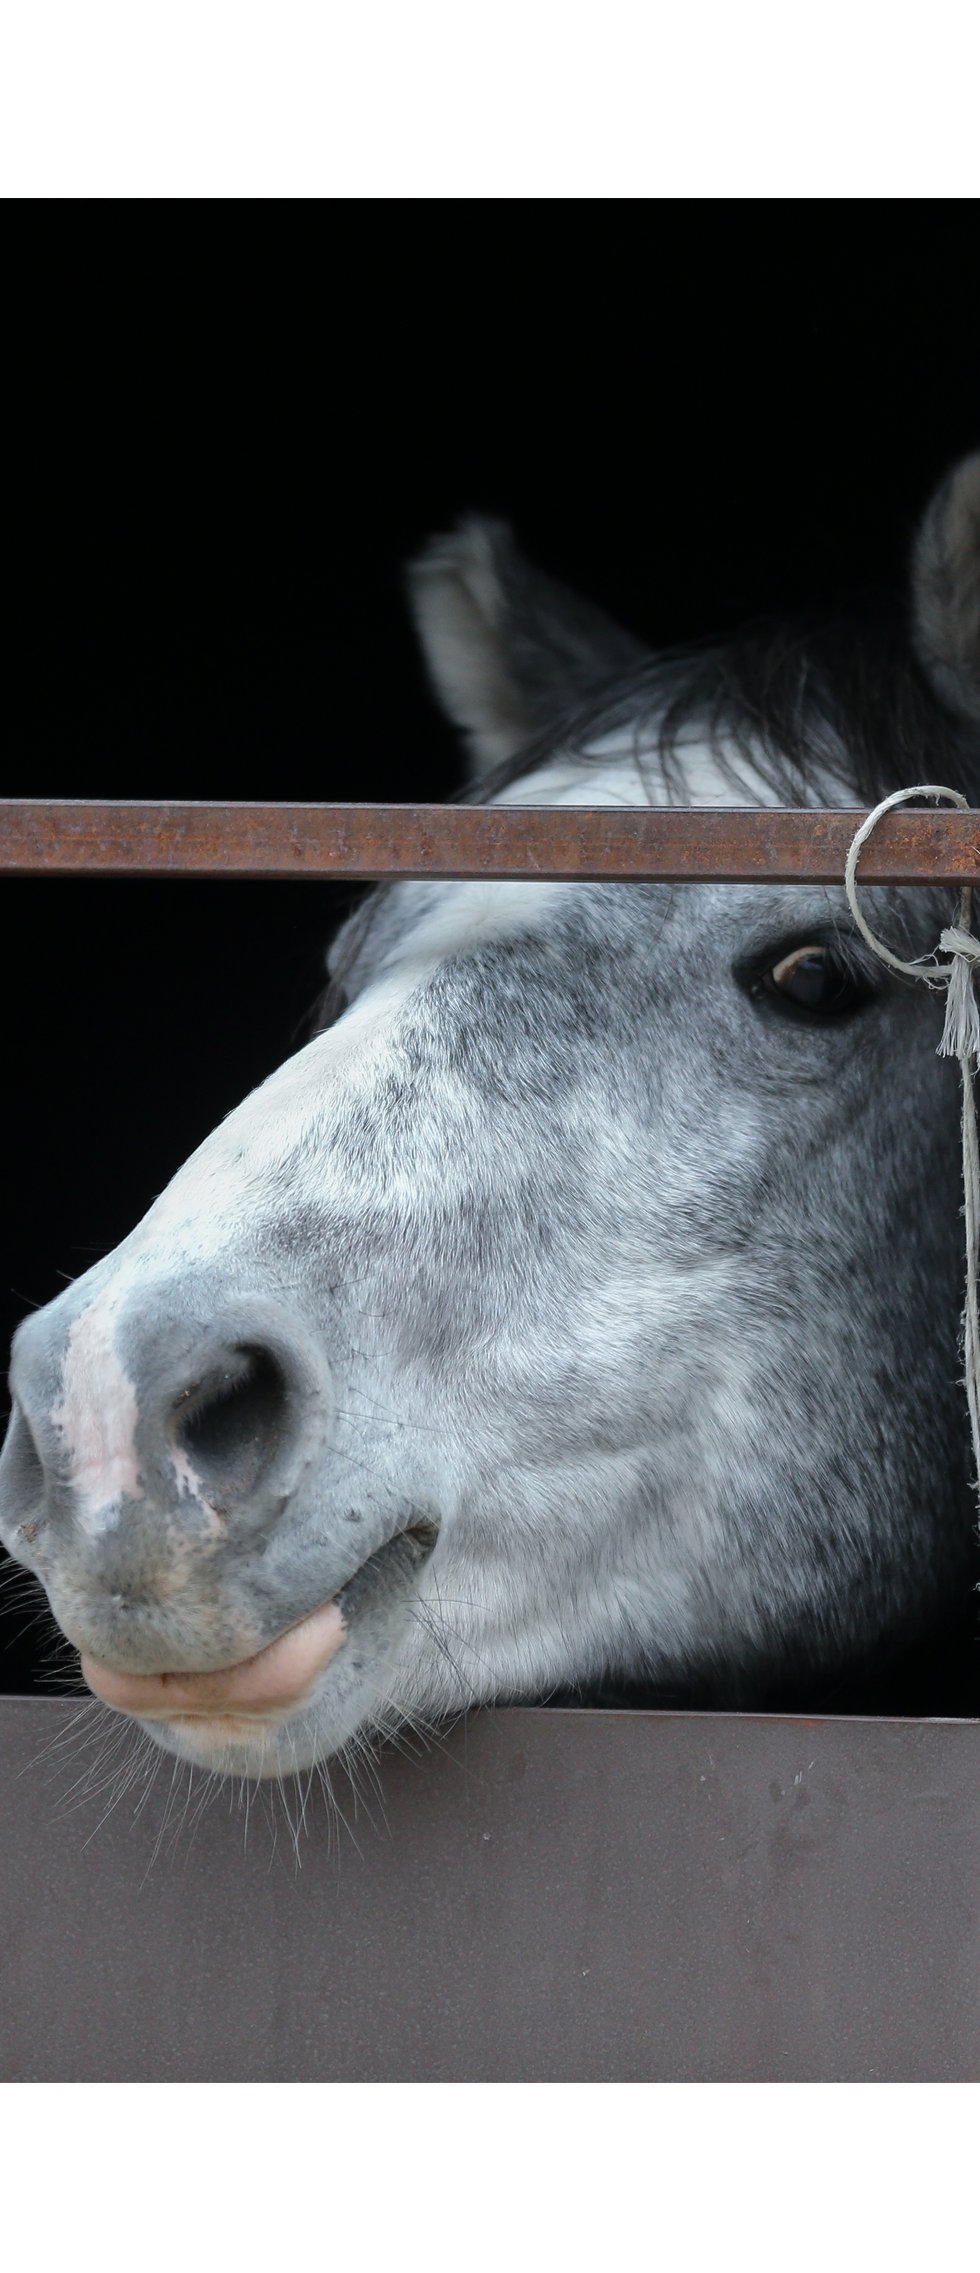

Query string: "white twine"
[[844, 784, 980, 1496]]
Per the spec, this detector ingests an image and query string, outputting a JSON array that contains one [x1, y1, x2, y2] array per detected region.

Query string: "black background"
[[2, 202, 977, 1698]]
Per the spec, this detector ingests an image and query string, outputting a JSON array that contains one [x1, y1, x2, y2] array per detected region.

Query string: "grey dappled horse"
[[2, 452, 980, 1783]]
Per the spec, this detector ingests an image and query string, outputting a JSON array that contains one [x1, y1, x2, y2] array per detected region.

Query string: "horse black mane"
[[468, 607, 980, 810]]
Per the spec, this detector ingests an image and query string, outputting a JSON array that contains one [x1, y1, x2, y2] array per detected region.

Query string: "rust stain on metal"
[[2, 800, 980, 884]]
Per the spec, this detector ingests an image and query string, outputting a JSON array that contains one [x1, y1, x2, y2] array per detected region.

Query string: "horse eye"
[[754, 944, 861, 1015]]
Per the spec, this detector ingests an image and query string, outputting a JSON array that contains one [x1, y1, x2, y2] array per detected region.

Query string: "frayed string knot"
[[845, 785, 980, 1505]]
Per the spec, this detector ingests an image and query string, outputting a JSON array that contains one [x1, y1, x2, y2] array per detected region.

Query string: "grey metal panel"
[[0, 1698, 977, 2081]]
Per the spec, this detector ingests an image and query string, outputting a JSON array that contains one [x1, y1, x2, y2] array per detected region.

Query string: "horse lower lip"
[[80, 1596, 347, 1719]]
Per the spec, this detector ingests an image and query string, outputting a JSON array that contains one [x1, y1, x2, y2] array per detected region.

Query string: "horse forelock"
[[321, 609, 980, 1028]]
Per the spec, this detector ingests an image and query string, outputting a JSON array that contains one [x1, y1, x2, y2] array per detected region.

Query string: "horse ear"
[[407, 517, 649, 776], [911, 449, 980, 726]]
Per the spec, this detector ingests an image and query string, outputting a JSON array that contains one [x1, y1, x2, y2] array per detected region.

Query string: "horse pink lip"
[[80, 1597, 347, 1720]]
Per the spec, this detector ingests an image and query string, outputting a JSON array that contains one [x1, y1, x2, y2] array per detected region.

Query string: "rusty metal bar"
[[2, 799, 980, 883]]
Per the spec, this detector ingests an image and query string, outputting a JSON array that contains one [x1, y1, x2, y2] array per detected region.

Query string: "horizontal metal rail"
[[2, 799, 980, 883]]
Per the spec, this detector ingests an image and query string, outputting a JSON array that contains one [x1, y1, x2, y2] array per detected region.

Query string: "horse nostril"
[[174, 1347, 291, 1509], [0, 1402, 48, 1539]]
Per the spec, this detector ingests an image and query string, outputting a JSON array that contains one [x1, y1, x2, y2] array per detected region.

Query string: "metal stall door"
[[0, 1700, 978, 2080]]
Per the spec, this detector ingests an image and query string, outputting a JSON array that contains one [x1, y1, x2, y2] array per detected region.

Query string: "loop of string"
[[844, 785, 980, 1497]]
